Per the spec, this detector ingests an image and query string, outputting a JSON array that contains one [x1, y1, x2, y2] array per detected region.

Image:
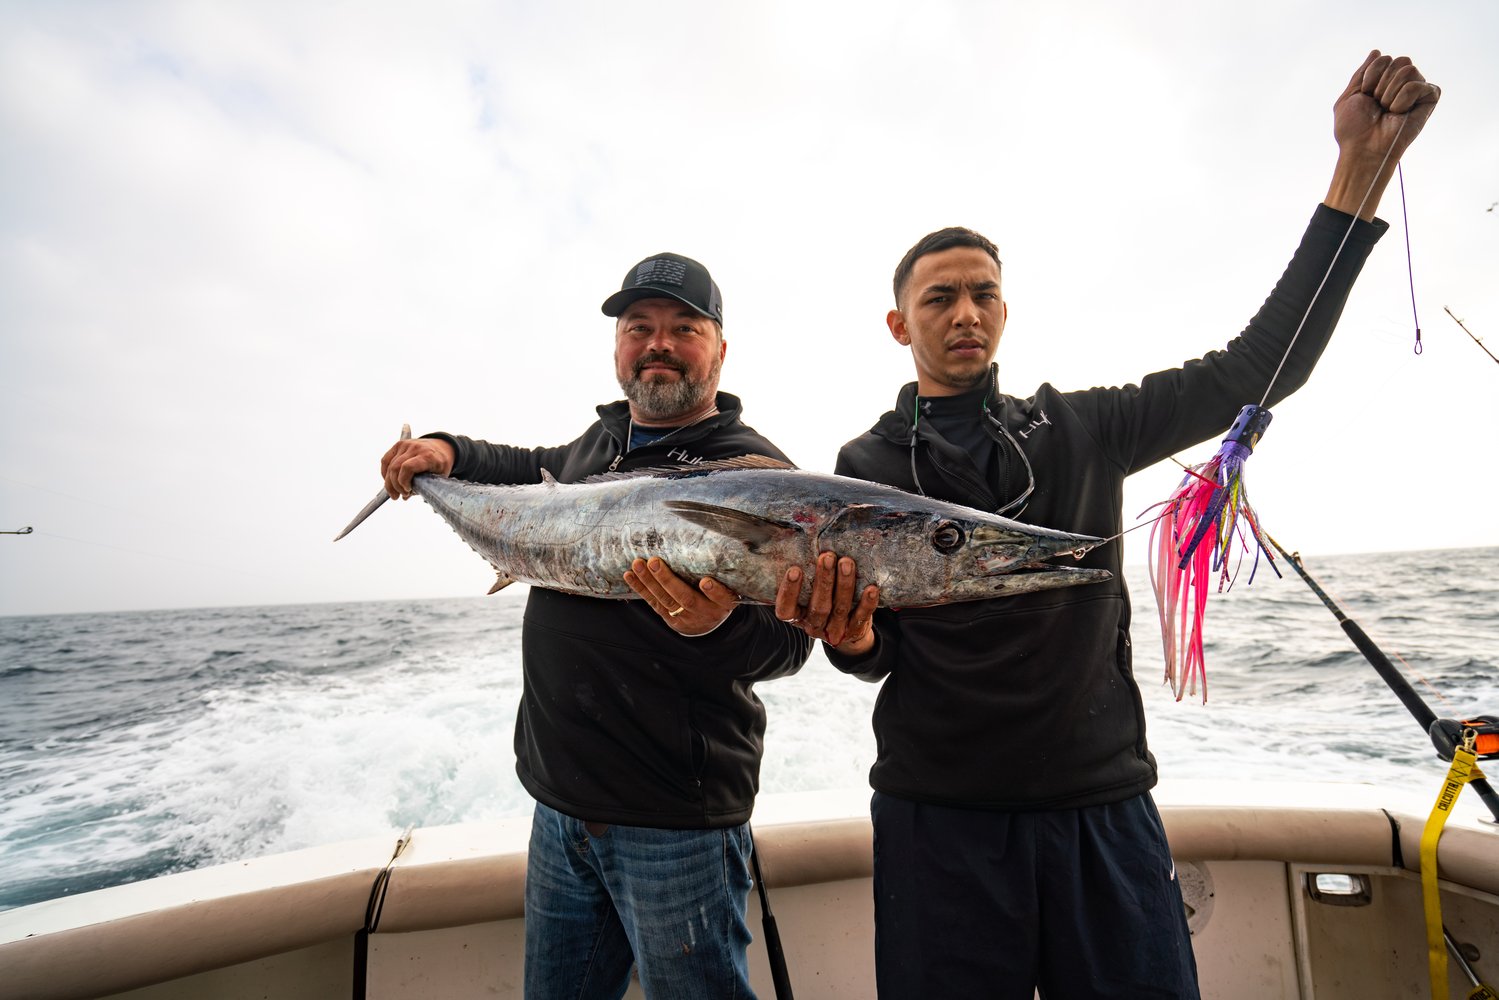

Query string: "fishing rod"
[[1443, 307, 1499, 366], [748, 826, 795, 1000], [1266, 536, 1499, 823], [2, 526, 33, 534]]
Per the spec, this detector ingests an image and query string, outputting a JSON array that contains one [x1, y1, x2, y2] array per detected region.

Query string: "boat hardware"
[[1432, 716, 1499, 761], [1421, 729, 1488, 998], [354, 824, 415, 1000], [1445, 927, 1498, 1000], [1272, 540, 1497, 1000]]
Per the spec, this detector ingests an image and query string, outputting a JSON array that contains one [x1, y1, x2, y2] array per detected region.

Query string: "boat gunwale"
[[3, 784, 1495, 1000]]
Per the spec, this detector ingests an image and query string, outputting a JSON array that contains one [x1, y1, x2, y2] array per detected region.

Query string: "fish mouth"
[[971, 565, 1115, 596], [969, 523, 1105, 576]]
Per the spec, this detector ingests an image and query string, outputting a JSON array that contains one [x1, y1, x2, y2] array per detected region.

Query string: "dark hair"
[[892, 227, 1002, 306]]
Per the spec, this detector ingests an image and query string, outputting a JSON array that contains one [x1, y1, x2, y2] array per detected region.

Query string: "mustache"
[[632, 352, 687, 377]]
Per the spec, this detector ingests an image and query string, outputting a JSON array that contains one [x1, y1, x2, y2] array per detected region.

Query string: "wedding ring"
[[668, 606, 685, 618]]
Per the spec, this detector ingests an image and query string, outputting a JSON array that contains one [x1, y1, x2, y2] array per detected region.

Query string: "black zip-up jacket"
[[827, 205, 1387, 810], [428, 392, 813, 828]]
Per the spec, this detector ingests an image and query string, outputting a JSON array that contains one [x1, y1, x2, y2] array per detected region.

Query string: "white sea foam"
[[1, 547, 1495, 910]]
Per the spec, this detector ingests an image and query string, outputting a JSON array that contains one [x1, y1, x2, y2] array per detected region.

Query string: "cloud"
[[1, 0, 1495, 615]]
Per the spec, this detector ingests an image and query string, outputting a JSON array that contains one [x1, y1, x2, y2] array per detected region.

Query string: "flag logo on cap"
[[634, 258, 687, 287]]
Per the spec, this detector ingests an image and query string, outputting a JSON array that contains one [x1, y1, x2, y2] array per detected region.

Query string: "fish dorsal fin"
[[579, 453, 794, 484], [540, 469, 559, 487], [663, 500, 801, 551]]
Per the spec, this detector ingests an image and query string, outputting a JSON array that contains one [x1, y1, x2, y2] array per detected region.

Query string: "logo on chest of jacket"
[[667, 447, 705, 465], [1016, 409, 1052, 440]]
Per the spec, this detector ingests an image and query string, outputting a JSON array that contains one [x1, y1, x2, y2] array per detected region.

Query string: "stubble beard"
[[948, 364, 988, 390], [620, 354, 722, 422], [930, 354, 991, 394]]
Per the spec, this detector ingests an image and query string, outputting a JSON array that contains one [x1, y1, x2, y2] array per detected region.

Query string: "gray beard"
[[620, 358, 720, 421]]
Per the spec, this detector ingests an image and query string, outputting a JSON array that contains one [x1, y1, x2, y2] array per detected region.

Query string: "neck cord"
[[625, 405, 720, 453], [907, 366, 1035, 517], [982, 371, 1037, 517]]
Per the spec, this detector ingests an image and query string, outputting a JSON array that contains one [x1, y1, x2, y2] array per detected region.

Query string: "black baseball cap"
[[600, 252, 724, 325]]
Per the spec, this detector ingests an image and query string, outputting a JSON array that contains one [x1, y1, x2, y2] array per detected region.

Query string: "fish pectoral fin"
[[487, 572, 517, 595], [662, 500, 800, 551]]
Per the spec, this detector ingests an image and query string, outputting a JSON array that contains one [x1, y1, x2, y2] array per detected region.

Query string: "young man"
[[382, 252, 812, 999], [777, 51, 1440, 998]]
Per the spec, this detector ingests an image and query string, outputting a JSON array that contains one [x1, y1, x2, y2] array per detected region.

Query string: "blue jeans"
[[523, 801, 757, 1000]]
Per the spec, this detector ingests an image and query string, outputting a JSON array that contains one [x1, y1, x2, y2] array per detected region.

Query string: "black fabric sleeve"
[[1075, 204, 1388, 475], [705, 605, 814, 682], [423, 432, 576, 485]]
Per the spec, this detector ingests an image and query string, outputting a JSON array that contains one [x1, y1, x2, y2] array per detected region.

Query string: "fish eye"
[[932, 521, 965, 553]]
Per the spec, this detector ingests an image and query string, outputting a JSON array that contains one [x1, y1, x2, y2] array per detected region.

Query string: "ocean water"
[[1, 547, 1496, 912]]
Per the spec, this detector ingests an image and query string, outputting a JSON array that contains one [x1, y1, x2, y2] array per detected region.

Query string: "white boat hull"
[[3, 781, 1495, 999]]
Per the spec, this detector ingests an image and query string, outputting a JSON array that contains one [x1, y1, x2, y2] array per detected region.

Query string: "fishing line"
[[1398, 163, 1423, 355], [1136, 107, 1428, 703], [1268, 538, 1499, 821], [0, 473, 202, 534], [20, 529, 281, 583], [1131, 116, 1415, 556], [1290, 561, 1464, 716], [1257, 117, 1409, 409], [1, 473, 287, 591]]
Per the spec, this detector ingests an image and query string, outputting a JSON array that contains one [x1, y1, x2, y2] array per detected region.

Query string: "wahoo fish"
[[336, 453, 1111, 607]]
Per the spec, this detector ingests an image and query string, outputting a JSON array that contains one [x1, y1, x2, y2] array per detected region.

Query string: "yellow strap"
[[1420, 737, 1485, 1000], [1468, 986, 1499, 1000]]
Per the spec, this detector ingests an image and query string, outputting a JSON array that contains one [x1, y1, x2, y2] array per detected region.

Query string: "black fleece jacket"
[[828, 205, 1387, 810], [429, 392, 813, 828]]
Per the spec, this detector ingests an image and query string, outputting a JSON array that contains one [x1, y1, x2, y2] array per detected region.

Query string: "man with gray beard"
[[379, 252, 812, 1000]]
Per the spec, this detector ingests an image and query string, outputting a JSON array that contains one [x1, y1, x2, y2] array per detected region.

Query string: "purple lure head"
[[1222, 404, 1273, 452]]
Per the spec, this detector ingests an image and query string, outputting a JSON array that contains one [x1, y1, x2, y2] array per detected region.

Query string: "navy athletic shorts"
[[871, 790, 1200, 999]]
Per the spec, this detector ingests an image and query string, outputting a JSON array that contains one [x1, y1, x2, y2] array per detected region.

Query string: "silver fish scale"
[[411, 468, 1111, 607]]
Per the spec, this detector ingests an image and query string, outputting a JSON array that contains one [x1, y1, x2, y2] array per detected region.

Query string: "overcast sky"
[[1, 0, 1495, 617]]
